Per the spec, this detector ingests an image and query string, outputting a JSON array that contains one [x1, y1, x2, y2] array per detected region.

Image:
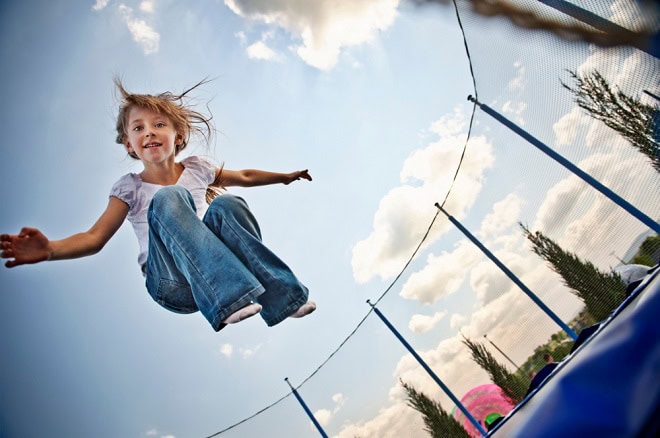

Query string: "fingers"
[[1, 235, 18, 261], [1, 244, 17, 267], [0, 239, 12, 253], [19, 227, 39, 237], [5, 259, 19, 268], [1, 242, 14, 266], [296, 169, 312, 181], [1, 228, 38, 240], [1, 231, 29, 268]]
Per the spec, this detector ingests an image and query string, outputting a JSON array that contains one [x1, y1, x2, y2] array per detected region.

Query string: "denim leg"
[[203, 194, 309, 326], [146, 186, 265, 331]]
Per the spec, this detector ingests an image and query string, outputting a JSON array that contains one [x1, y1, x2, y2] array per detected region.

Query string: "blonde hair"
[[114, 77, 214, 155], [114, 77, 222, 203]]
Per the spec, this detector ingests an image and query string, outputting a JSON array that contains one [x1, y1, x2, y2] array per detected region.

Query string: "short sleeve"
[[109, 173, 136, 210], [182, 156, 217, 185]]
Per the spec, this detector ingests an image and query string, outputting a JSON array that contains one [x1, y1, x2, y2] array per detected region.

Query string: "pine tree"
[[632, 234, 660, 266], [461, 336, 529, 405], [520, 223, 627, 321], [400, 380, 470, 438], [561, 69, 659, 172]]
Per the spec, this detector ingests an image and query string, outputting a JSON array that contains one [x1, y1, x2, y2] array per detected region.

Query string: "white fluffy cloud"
[[352, 107, 495, 283], [553, 106, 588, 147], [470, 247, 537, 306], [502, 61, 528, 124], [400, 193, 524, 306], [144, 429, 175, 438], [501, 100, 527, 125], [314, 408, 332, 428], [118, 3, 160, 54], [337, 401, 424, 438], [140, 0, 154, 13], [450, 313, 467, 330], [246, 41, 280, 61], [94, 1, 160, 54], [219, 343, 233, 358], [534, 150, 659, 268], [400, 241, 481, 304], [508, 61, 526, 91], [239, 343, 263, 358], [219, 343, 262, 359], [408, 310, 448, 334], [224, 0, 400, 70], [314, 393, 345, 427], [479, 194, 523, 238], [92, 0, 110, 11]]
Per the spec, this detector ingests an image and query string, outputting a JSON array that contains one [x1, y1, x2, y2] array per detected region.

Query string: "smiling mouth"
[[144, 143, 161, 149]]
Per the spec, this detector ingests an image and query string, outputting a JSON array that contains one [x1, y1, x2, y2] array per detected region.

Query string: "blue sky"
[[1, 1, 658, 437]]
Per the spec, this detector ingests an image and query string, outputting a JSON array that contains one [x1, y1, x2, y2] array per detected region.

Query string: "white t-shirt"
[[109, 156, 217, 267]]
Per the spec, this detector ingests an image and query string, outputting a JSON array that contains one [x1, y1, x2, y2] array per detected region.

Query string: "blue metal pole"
[[654, 108, 660, 162], [644, 90, 660, 103], [285, 378, 329, 438], [436, 204, 578, 340], [367, 300, 488, 437], [468, 95, 660, 235], [537, 0, 659, 59]]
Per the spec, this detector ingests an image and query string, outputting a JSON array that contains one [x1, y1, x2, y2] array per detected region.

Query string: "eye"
[[132, 125, 143, 131], [156, 122, 166, 128]]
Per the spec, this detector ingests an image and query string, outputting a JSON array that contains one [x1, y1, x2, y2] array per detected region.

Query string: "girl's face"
[[124, 106, 182, 165]]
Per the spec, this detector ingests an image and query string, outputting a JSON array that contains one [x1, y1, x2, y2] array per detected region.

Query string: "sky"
[[0, 1, 658, 437]]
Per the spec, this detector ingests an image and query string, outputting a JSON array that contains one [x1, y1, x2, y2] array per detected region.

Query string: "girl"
[[0, 78, 315, 331]]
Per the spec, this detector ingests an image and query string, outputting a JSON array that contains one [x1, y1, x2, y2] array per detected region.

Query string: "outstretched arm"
[[216, 168, 312, 188], [1, 197, 129, 268]]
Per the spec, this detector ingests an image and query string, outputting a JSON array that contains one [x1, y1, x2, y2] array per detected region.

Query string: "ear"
[[124, 142, 135, 154]]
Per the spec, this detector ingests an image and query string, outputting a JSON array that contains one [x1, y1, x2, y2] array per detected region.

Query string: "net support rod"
[[367, 300, 488, 437], [435, 204, 578, 340], [537, 0, 659, 58], [284, 378, 329, 438], [468, 95, 660, 234], [484, 334, 521, 371]]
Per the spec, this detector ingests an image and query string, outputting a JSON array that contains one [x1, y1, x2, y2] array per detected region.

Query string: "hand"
[[284, 169, 312, 185], [0, 228, 51, 268]]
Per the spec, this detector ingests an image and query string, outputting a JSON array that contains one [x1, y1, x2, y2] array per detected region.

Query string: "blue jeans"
[[145, 186, 309, 331]]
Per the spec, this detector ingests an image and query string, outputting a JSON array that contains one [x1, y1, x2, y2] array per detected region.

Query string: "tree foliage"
[[561, 69, 659, 172], [401, 380, 470, 438], [520, 223, 627, 321], [632, 234, 660, 266], [461, 336, 529, 405]]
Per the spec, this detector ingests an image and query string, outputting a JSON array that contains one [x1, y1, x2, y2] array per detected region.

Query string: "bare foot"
[[222, 303, 263, 324], [289, 301, 316, 318]]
